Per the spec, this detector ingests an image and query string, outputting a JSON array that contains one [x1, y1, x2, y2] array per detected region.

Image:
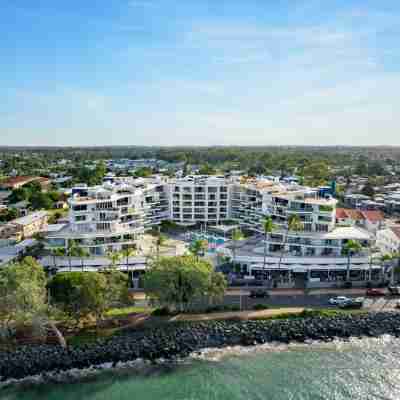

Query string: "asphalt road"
[[222, 293, 400, 311], [133, 290, 400, 311]]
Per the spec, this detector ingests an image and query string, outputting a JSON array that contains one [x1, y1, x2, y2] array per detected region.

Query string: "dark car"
[[339, 297, 364, 309], [249, 289, 269, 298], [388, 286, 400, 296], [366, 288, 385, 297]]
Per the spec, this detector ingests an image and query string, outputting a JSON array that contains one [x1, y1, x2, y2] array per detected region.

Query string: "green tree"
[[120, 246, 137, 286], [0, 207, 18, 222], [343, 240, 363, 282], [198, 163, 216, 175], [30, 191, 54, 210], [67, 239, 78, 271], [74, 247, 90, 272], [154, 231, 167, 259], [48, 272, 108, 323], [0, 257, 66, 346], [120, 246, 137, 268], [144, 255, 226, 312], [361, 181, 375, 198], [8, 187, 29, 204], [189, 239, 208, 260], [278, 215, 303, 271], [107, 250, 123, 270], [50, 247, 66, 269], [231, 228, 244, 267], [134, 167, 153, 178], [262, 217, 275, 279]]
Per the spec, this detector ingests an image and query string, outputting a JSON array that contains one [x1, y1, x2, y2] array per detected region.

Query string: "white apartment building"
[[169, 176, 229, 225], [46, 180, 169, 255], [46, 176, 373, 264], [377, 226, 400, 255]]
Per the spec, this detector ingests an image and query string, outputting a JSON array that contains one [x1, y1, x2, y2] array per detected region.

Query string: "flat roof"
[[12, 211, 48, 226]]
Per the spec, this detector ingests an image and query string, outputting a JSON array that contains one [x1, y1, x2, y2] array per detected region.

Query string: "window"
[[96, 222, 110, 231], [316, 224, 328, 232], [96, 201, 113, 210], [117, 197, 129, 206], [75, 215, 86, 222], [73, 204, 87, 211]]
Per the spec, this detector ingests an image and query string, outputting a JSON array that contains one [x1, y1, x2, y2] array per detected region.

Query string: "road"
[[132, 289, 400, 311]]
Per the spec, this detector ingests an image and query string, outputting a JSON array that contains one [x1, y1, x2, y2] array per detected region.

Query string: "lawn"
[[104, 305, 154, 318]]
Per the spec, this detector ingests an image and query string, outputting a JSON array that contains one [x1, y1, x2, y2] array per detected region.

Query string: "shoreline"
[[2, 311, 400, 385], [2, 335, 397, 390]]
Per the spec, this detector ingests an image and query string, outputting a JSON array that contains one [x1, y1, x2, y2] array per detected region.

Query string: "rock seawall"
[[2, 312, 400, 381]]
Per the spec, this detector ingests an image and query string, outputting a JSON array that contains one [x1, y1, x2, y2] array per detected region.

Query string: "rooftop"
[[11, 211, 48, 226]]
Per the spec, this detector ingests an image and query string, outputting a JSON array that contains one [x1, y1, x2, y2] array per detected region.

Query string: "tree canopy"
[[143, 255, 227, 312], [0, 257, 47, 333]]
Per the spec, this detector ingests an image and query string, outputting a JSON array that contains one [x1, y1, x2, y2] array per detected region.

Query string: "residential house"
[[0, 211, 48, 241]]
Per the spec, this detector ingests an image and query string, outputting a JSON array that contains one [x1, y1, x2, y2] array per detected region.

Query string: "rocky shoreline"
[[2, 311, 400, 382]]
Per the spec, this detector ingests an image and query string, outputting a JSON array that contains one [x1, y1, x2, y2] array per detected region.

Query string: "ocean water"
[[2, 336, 400, 400]]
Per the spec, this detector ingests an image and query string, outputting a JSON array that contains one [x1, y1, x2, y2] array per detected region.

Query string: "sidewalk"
[[170, 307, 304, 322]]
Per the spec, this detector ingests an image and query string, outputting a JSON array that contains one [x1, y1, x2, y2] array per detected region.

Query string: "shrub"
[[253, 304, 269, 311], [152, 307, 172, 316]]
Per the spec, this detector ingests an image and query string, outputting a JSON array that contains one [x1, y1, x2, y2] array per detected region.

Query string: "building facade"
[[46, 176, 373, 263], [46, 180, 169, 255]]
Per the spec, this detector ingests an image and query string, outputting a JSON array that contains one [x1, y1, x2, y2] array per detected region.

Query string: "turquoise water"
[[3, 337, 400, 400]]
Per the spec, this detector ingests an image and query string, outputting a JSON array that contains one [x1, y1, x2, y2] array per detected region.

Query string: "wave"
[[2, 335, 397, 390], [190, 334, 397, 362]]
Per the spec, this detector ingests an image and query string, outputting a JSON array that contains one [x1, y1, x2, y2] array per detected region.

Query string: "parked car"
[[329, 296, 350, 305], [339, 297, 364, 309], [388, 286, 400, 296], [249, 289, 269, 298], [366, 288, 385, 297]]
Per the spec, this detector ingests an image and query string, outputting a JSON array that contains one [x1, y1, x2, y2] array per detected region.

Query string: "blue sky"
[[1, 0, 400, 146]]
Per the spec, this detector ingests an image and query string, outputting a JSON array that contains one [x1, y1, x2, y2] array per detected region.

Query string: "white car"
[[329, 296, 350, 305]]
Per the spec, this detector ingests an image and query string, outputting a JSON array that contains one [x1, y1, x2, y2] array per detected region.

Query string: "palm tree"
[[231, 228, 244, 268], [380, 253, 393, 284], [343, 240, 363, 282], [391, 252, 400, 284], [189, 239, 208, 260], [121, 245, 137, 269], [67, 239, 78, 271], [154, 230, 167, 259], [107, 250, 123, 271], [262, 217, 275, 280], [120, 246, 137, 287], [74, 247, 90, 272], [50, 247, 65, 269], [277, 214, 303, 270]]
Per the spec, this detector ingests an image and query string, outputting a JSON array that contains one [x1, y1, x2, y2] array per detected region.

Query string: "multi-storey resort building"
[[46, 179, 169, 255], [169, 176, 229, 225], [46, 175, 380, 286]]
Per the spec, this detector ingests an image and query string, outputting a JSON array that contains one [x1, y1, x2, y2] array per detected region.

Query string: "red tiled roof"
[[361, 210, 384, 223], [345, 209, 364, 220], [336, 208, 364, 220], [0, 176, 35, 186], [391, 227, 400, 240], [336, 208, 349, 219]]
